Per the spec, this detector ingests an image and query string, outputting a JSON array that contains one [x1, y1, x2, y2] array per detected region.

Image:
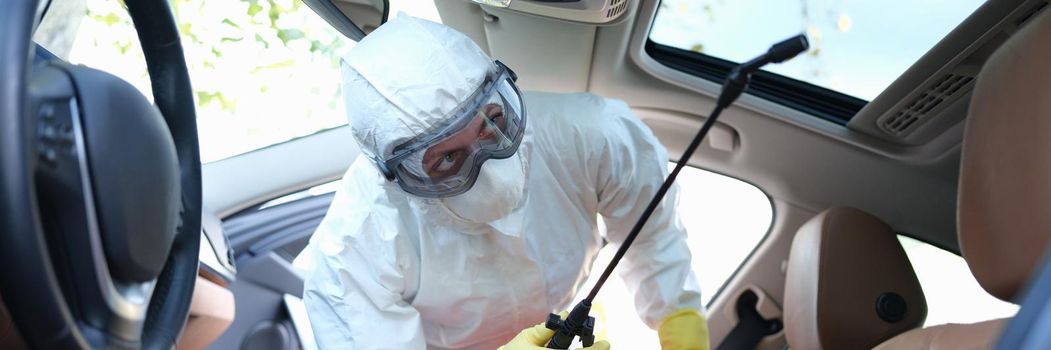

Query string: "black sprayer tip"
[[767, 34, 809, 63]]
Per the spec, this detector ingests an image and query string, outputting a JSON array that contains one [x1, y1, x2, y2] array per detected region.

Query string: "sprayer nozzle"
[[767, 34, 809, 63]]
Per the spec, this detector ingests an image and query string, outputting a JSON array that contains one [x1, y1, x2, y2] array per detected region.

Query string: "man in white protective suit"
[[296, 15, 710, 350]]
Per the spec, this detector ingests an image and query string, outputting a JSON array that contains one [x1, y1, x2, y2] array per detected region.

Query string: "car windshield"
[[649, 0, 986, 101]]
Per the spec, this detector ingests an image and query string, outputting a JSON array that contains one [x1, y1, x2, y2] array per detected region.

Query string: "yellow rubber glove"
[[658, 309, 710, 350], [499, 312, 612, 350]]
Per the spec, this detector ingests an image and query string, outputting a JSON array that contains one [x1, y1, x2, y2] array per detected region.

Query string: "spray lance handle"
[[545, 301, 596, 348], [541, 34, 808, 349]]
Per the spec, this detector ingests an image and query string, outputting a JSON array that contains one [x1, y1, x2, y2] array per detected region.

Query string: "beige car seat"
[[784, 6, 1051, 350], [874, 5, 1051, 350], [783, 206, 928, 349]]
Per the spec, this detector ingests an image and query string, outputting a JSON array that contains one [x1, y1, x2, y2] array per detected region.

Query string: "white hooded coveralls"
[[297, 15, 702, 350]]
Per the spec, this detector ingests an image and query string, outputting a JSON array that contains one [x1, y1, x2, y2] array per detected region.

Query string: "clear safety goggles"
[[372, 61, 527, 198]]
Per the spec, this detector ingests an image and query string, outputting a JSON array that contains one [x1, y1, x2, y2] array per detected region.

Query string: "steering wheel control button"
[[37, 101, 77, 165], [39, 148, 58, 164], [39, 102, 55, 120]]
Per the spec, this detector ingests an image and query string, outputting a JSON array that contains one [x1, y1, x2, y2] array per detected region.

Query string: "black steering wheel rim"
[[0, 0, 202, 348]]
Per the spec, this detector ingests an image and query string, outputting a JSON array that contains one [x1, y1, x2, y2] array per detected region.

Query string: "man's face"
[[421, 103, 508, 179]]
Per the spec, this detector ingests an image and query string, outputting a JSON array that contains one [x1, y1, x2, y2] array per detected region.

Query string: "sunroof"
[[649, 0, 986, 101]]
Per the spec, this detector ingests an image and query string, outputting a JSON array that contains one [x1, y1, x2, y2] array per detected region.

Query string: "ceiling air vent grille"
[[879, 73, 974, 137], [606, 0, 628, 19]]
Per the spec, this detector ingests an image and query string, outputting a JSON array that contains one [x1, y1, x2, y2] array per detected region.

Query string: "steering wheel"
[[1, 0, 201, 349]]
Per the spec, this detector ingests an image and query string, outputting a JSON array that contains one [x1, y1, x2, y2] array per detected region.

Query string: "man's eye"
[[489, 113, 506, 130], [435, 152, 458, 172], [480, 113, 505, 139]]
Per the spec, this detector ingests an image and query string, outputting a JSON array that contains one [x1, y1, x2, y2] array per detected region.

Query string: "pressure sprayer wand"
[[544, 34, 810, 349]]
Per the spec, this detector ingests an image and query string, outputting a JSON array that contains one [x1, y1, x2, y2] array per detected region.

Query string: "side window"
[[32, 0, 442, 164], [676, 165, 774, 305], [588, 165, 773, 348], [898, 236, 1019, 326], [34, 0, 152, 98], [34, 0, 351, 163]]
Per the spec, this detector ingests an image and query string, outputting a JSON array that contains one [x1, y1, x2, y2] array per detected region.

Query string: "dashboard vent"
[[606, 0, 628, 19], [879, 73, 974, 137]]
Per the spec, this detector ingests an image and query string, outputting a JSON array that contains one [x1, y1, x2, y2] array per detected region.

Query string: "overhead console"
[[440, 0, 636, 93], [468, 0, 631, 24]]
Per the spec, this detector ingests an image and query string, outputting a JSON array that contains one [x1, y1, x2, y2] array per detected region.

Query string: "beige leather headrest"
[[784, 207, 927, 350], [958, 8, 1051, 303]]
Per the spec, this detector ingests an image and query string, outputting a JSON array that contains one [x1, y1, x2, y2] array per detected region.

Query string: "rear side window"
[[587, 164, 773, 348], [677, 165, 773, 306], [898, 236, 1018, 326]]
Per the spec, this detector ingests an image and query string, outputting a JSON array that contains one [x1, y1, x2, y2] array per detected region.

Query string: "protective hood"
[[341, 15, 495, 164]]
